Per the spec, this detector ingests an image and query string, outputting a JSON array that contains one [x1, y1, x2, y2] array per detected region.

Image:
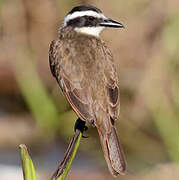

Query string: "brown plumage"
[[49, 10, 126, 176]]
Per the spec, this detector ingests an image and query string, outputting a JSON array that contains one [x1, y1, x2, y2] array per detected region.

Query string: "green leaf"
[[19, 144, 37, 180]]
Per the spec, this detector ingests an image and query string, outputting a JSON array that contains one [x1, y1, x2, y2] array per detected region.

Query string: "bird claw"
[[82, 135, 89, 138], [74, 118, 89, 138]]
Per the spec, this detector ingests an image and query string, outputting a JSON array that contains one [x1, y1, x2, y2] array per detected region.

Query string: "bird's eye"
[[89, 16, 95, 21]]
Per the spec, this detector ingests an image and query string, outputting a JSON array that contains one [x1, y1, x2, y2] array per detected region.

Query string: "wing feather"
[[49, 40, 94, 122], [102, 45, 120, 120]]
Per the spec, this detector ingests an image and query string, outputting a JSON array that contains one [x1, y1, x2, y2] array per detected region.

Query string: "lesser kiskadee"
[[49, 5, 126, 177]]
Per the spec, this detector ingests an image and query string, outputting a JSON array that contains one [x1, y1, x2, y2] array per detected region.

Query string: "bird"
[[49, 5, 126, 177]]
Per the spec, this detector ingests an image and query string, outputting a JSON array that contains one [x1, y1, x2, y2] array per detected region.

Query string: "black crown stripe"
[[68, 5, 102, 15]]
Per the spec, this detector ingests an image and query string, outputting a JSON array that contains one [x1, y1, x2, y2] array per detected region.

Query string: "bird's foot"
[[74, 118, 88, 138]]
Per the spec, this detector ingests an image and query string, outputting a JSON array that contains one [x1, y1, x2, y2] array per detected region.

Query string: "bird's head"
[[63, 5, 124, 37]]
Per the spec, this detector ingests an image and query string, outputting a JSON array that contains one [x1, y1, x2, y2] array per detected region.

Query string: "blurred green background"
[[0, 0, 179, 179]]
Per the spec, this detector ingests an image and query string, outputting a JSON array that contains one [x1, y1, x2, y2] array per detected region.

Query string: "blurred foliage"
[[15, 51, 60, 135], [0, 0, 179, 179]]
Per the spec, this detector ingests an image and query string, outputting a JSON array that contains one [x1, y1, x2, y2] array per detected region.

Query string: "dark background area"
[[0, 0, 179, 179]]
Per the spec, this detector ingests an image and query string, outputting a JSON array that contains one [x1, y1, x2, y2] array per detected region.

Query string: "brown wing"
[[49, 40, 95, 123], [102, 44, 120, 121]]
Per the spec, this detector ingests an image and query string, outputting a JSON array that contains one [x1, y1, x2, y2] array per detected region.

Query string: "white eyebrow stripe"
[[63, 10, 106, 26]]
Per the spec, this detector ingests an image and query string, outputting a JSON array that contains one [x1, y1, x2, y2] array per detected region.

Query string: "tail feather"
[[97, 126, 126, 177]]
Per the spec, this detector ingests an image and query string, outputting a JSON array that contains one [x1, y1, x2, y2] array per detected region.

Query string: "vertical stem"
[[52, 130, 82, 180]]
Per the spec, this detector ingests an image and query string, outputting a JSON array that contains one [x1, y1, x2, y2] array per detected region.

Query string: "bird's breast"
[[60, 33, 107, 93]]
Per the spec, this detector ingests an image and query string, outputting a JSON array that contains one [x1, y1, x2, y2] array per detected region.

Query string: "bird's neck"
[[58, 26, 74, 39]]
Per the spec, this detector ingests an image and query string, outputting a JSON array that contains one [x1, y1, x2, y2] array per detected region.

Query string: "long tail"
[[97, 125, 126, 177]]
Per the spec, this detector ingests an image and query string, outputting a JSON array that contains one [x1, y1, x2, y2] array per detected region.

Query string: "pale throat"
[[74, 26, 104, 37]]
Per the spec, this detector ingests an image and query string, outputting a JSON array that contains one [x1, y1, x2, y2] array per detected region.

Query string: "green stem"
[[52, 130, 82, 180]]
